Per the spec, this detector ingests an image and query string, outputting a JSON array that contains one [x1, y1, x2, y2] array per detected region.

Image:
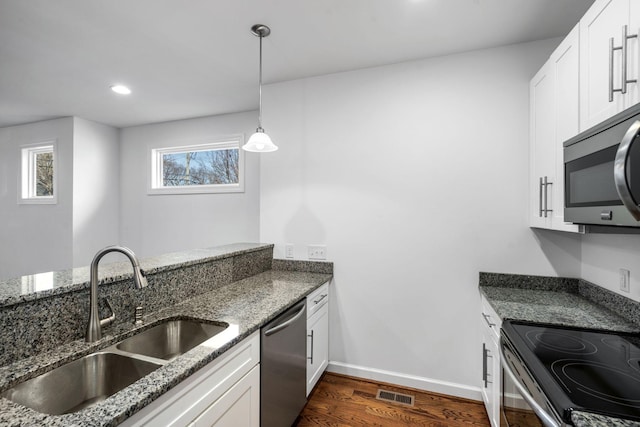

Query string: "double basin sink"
[[1, 318, 229, 415]]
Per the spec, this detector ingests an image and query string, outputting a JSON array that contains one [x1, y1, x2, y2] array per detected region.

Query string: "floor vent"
[[376, 389, 415, 406]]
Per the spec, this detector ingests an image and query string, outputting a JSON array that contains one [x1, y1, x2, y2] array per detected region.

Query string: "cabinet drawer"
[[307, 282, 329, 319], [122, 331, 260, 427], [480, 296, 501, 340]]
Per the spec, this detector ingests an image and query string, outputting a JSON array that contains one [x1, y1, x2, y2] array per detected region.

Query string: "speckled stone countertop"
[[480, 272, 640, 333], [0, 269, 332, 426], [0, 243, 271, 307], [480, 286, 640, 333], [480, 272, 640, 427]]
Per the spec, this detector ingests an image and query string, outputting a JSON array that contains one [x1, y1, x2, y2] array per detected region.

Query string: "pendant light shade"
[[243, 24, 278, 153], [245, 128, 278, 152]]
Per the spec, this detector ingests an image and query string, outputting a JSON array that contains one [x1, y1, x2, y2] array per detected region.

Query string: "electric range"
[[501, 320, 640, 426]]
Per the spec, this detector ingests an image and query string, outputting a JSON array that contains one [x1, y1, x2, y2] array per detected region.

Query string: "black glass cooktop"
[[503, 320, 640, 422]]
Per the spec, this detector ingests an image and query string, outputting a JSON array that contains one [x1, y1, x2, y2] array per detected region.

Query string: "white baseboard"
[[327, 361, 482, 401]]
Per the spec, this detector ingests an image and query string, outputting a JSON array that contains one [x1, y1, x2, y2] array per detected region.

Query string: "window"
[[149, 137, 244, 194], [20, 142, 57, 204]]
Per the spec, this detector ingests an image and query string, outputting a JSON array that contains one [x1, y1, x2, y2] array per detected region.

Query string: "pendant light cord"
[[258, 32, 263, 131]]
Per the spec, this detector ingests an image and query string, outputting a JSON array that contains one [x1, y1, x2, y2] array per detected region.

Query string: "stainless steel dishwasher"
[[261, 299, 307, 427]]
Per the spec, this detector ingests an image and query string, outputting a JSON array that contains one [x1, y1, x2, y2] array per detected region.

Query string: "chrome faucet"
[[85, 245, 148, 342]]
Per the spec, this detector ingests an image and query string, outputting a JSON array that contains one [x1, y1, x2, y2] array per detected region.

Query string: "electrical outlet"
[[308, 245, 327, 260], [285, 244, 294, 259], [620, 268, 631, 293]]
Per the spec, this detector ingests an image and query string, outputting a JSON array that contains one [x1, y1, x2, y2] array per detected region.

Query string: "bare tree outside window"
[[162, 149, 239, 187], [35, 152, 54, 196], [20, 143, 56, 203]]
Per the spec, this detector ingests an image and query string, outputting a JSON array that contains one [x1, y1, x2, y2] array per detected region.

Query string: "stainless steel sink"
[[0, 318, 229, 415], [0, 352, 161, 415], [116, 319, 229, 361]]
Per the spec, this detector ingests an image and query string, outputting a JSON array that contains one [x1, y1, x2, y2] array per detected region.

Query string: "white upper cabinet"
[[580, 0, 640, 130], [530, 62, 555, 229], [529, 24, 582, 232]]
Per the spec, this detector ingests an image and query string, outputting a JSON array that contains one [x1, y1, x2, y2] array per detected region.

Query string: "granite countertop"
[[480, 286, 640, 333], [0, 269, 332, 426], [0, 243, 272, 307], [479, 272, 640, 427]]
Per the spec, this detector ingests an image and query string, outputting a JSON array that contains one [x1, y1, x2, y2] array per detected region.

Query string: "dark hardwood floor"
[[294, 373, 490, 426]]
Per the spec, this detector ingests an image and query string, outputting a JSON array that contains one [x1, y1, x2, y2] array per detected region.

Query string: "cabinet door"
[[307, 304, 329, 396], [550, 24, 582, 233], [580, 0, 632, 130], [120, 332, 260, 427], [481, 324, 500, 427], [529, 61, 555, 229], [190, 365, 260, 427]]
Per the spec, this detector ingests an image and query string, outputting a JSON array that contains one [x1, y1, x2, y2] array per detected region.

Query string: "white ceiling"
[[0, 0, 594, 129]]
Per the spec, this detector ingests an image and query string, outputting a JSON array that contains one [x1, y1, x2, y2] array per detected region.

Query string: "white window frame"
[[148, 136, 245, 195], [19, 141, 57, 204]]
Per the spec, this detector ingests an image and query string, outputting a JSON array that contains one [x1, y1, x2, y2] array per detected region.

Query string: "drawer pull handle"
[[313, 294, 328, 304], [482, 313, 496, 328]]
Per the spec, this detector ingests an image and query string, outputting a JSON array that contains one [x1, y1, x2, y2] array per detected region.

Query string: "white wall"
[[259, 39, 582, 398], [72, 117, 120, 267], [582, 234, 640, 300], [119, 111, 260, 257], [0, 117, 74, 279]]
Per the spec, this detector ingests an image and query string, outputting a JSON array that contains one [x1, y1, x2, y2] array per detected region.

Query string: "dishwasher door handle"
[[263, 302, 306, 336]]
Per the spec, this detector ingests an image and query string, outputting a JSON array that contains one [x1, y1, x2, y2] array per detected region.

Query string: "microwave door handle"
[[499, 345, 560, 427], [614, 120, 640, 221]]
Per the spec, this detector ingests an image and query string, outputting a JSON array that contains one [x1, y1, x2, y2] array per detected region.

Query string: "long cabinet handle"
[[610, 25, 638, 102], [482, 343, 488, 387], [543, 176, 552, 217], [308, 330, 314, 364], [539, 177, 544, 218], [482, 344, 493, 388], [611, 35, 617, 102], [622, 25, 638, 94]]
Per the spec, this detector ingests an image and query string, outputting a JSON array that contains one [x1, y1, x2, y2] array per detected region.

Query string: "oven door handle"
[[614, 119, 640, 221], [498, 344, 560, 427]]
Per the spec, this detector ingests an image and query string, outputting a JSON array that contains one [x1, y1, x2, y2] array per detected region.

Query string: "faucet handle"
[[99, 299, 116, 328]]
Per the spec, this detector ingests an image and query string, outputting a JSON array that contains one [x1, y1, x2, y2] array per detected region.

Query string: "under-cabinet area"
[[0, 244, 332, 426]]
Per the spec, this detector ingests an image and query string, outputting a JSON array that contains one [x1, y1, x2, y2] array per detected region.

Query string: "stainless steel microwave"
[[564, 103, 640, 231]]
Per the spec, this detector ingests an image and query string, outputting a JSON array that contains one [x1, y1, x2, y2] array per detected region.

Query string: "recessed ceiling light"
[[110, 85, 131, 95]]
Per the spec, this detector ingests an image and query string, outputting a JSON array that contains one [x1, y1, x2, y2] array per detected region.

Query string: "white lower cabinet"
[[121, 331, 260, 427], [189, 364, 259, 427], [306, 282, 330, 396], [480, 296, 502, 427]]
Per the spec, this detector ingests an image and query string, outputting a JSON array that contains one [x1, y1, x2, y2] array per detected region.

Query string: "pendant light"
[[243, 24, 278, 153]]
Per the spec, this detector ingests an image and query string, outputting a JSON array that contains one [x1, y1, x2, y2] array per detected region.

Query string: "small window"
[[149, 137, 244, 194], [20, 142, 57, 204]]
